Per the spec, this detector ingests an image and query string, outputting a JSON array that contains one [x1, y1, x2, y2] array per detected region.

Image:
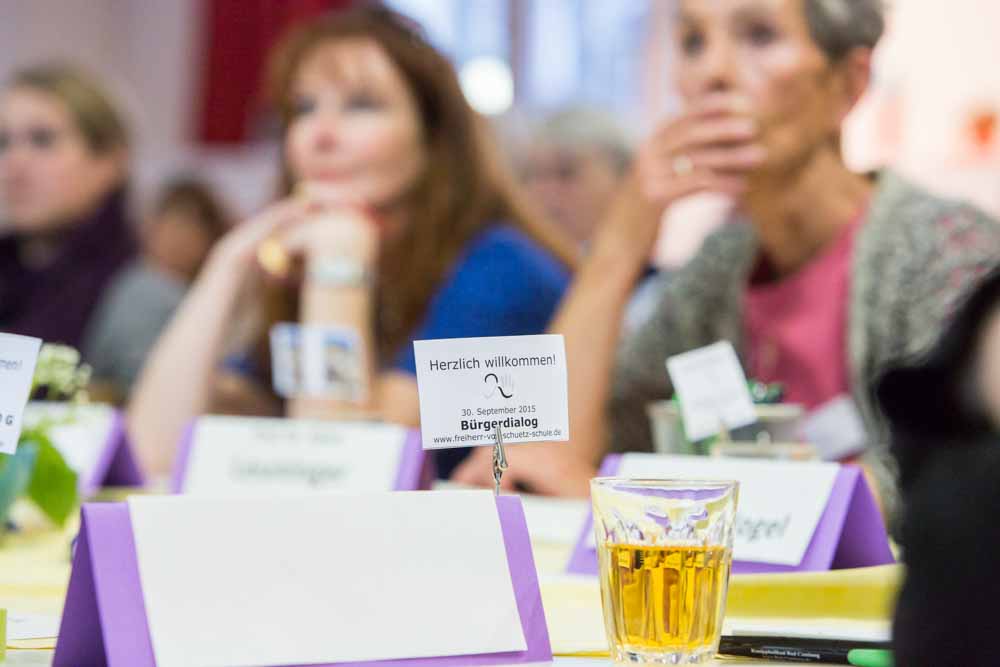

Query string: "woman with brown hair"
[[129, 6, 576, 475]]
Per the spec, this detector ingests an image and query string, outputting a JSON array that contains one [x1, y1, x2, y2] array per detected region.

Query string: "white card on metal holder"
[[414, 335, 569, 449], [666, 341, 757, 442], [0, 333, 42, 454]]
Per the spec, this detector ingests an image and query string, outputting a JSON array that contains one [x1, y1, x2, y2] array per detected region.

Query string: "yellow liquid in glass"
[[598, 543, 731, 653]]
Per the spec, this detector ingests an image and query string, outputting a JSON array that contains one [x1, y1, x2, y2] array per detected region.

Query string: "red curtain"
[[197, 0, 354, 145]]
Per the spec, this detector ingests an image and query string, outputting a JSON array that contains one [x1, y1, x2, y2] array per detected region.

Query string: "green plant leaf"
[[24, 431, 78, 527]]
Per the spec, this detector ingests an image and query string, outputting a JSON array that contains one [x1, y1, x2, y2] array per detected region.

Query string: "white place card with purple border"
[[54, 492, 551, 667], [568, 452, 894, 574], [171, 416, 428, 494]]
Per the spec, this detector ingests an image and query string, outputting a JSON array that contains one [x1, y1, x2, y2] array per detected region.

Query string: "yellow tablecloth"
[[0, 493, 901, 666]]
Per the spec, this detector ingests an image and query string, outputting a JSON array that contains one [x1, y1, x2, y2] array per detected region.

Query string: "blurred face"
[[0, 87, 122, 232], [284, 38, 427, 208], [144, 207, 217, 283], [674, 0, 862, 173], [523, 145, 622, 246]]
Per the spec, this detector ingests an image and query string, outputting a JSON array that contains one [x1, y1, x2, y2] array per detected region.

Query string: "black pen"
[[719, 636, 891, 664]]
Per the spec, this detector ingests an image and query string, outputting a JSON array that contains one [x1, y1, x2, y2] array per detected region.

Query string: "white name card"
[[801, 394, 868, 460], [23, 402, 117, 484], [128, 492, 526, 666], [0, 333, 41, 454], [618, 453, 839, 566], [414, 334, 569, 449], [175, 416, 418, 494], [666, 341, 757, 441]]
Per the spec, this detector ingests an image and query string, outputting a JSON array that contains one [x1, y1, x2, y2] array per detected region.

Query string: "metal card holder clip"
[[492, 424, 508, 496]]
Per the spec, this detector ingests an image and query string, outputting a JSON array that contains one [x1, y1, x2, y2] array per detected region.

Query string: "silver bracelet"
[[307, 257, 371, 288]]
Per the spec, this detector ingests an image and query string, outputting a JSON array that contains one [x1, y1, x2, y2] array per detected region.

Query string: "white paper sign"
[[666, 341, 757, 441], [414, 335, 569, 449], [8, 613, 60, 640], [268, 323, 301, 398], [127, 491, 526, 667], [22, 402, 117, 485], [617, 453, 839, 566], [801, 395, 868, 460], [0, 333, 41, 455], [181, 416, 407, 494]]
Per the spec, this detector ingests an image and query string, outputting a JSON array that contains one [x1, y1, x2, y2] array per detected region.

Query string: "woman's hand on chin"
[[206, 185, 378, 287], [592, 92, 765, 267]]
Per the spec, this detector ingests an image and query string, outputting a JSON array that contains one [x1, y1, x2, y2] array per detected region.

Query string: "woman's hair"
[[151, 177, 230, 242], [804, 0, 885, 62], [261, 5, 577, 363], [7, 63, 129, 155]]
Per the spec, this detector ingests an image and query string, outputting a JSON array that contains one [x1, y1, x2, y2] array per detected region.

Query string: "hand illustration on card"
[[484, 372, 515, 400]]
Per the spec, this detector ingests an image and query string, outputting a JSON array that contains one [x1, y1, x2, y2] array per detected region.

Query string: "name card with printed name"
[[567, 453, 893, 575], [54, 492, 551, 667], [0, 333, 41, 455], [414, 334, 569, 449], [22, 402, 143, 496], [172, 416, 428, 493]]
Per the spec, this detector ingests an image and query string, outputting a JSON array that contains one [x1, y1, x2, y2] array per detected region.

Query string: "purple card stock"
[[53, 495, 551, 667], [81, 411, 144, 496], [170, 423, 429, 493], [567, 454, 894, 575]]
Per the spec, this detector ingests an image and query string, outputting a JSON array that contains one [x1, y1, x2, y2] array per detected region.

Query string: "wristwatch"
[[307, 256, 372, 288]]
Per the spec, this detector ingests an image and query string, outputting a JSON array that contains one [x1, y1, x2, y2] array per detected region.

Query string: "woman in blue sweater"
[[129, 7, 575, 477]]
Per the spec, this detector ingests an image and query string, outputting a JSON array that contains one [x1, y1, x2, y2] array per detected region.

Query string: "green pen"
[[847, 648, 894, 667]]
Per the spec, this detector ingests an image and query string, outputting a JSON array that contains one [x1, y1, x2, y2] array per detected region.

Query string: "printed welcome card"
[[414, 334, 569, 449]]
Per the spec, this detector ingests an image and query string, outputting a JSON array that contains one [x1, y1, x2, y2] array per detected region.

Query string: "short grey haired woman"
[[521, 107, 632, 246], [453, 0, 1000, 534]]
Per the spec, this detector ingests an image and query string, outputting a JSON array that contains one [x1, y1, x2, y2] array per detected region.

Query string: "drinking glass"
[[591, 478, 739, 665]]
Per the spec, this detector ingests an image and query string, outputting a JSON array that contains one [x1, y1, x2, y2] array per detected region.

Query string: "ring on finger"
[[671, 153, 695, 177]]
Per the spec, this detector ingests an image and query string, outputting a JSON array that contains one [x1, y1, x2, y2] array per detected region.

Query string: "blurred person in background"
[[454, 0, 1000, 529], [82, 177, 231, 402], [0, 64, 135, 350], [521, 107, 631, 249], [143, 177, 230, 284], [521, 107, 664, 333], [130, 6, 576, 476]]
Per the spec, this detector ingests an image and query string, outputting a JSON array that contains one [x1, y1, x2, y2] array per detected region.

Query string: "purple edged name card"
[[54, 495, 551, 667], [82, 411, 144, 496], [171, 416, 429, 494], [567, 453, 894, 575]]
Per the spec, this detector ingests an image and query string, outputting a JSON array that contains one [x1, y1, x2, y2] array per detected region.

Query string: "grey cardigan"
[[610, 171, 1000, 529]]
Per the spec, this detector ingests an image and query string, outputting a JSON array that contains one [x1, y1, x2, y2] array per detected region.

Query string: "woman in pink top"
[[455, 0, 1000, 531]]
